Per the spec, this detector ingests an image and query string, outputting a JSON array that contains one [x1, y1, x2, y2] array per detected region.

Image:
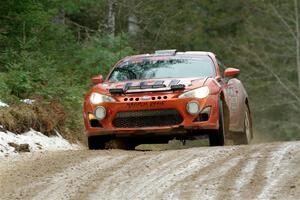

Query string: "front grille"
[[112, 109, 183, 128]]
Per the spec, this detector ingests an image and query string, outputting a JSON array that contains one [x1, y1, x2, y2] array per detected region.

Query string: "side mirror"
[[224, 68, 240, 78], [92, 75, 104, 85]]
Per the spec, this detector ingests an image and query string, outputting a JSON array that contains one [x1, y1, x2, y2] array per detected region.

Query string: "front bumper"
[[84, 94, 220, 137]]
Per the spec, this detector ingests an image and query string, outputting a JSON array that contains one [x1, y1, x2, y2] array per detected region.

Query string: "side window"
[[216, 58, 225, 77]]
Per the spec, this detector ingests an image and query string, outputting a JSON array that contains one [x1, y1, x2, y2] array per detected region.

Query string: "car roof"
[[121, 50, 216, 62]]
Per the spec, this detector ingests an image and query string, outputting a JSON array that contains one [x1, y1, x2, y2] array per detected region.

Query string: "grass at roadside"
[[0, 102, 85, 143]]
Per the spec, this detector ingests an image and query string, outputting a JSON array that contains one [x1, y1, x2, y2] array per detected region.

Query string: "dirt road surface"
[[0, 141, 299, 200]]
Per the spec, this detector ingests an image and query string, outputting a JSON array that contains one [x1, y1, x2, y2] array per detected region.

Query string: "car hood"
[[94, 77, 209, 94]]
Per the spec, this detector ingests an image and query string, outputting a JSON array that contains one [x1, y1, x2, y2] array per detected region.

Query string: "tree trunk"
[[108, 0, 116, 37], [128, 14, 139, 37], [295, 0, 300, 94]]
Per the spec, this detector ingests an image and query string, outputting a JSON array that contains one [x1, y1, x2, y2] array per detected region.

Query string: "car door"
[[217, 58, 245, 132]]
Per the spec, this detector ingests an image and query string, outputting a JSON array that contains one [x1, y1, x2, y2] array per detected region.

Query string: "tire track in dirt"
[[0, 150, 131, 200], [160, 146, 252, 200], [125, 152, 198, 199], [102, 153, 180, 199], [74, 151, 154, 200], [164, 157, 242, 200], [272, 144, 300, 200], [0, 150, 97, 200], [255, 143, 300, 200], [215, 145, 272, 200], [31, 155, 127, 200], [1, 142, 300, 200], [155, 146, 242, 199], [235, 143, 294, 200], [87, 150, 198, 200], [234, 144, 278, 200], [230, 150, 263, 199], [124, 147, 240, 200]]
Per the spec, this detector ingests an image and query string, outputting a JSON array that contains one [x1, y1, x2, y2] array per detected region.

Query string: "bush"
[[0, 102, 64, 135], [0, 34, 134, 143]]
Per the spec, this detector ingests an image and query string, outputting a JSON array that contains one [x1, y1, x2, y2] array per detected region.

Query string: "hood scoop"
[[109, 79, 185, 95]]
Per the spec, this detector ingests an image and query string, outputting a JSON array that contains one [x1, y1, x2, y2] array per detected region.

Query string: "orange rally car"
[[83, 50, 253, 149]]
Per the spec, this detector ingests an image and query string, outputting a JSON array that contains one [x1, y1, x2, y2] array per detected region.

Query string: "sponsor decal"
[[126, 101, 165, 108]]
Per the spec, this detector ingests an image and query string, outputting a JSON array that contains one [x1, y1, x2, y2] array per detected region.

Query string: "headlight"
[[90, 92, 116, 104], [178, 86, 210, 99]]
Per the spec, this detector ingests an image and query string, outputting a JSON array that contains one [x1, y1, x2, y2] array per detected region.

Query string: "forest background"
[[1, 0, 299, 142]]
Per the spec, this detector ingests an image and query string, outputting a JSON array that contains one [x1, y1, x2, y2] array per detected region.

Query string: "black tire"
[[209, 100, 225, 146], [88, 136, 105, 150], [232, 105, 253, 145]]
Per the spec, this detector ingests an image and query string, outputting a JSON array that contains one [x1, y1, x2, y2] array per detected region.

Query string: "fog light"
[[187, 101, 200, 115], [94, 106, 106, 120], [88, 113, 95, 120]]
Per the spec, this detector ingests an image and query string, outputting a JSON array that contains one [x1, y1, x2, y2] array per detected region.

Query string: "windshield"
[[108, 56, 216, 82]]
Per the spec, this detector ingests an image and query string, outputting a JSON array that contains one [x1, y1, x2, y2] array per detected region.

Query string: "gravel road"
[[0, 141, 299, 200]]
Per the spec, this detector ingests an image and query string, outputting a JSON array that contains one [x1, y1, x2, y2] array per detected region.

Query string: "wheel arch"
[[245, 97, 251, 113], [219, 92, 230, 133], [244, 97, 253, 139]]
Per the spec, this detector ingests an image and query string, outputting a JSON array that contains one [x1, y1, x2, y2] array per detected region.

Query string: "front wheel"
[[209, 100, 225, 146]]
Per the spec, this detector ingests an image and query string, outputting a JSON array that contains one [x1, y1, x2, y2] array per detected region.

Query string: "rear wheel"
[[209, 100, 225, 146], [232, 105, 253, 145]]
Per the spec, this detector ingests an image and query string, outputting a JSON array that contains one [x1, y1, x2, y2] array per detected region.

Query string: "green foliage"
[[0, 0, 299, 142], [0, 0, 134, 140], [76, 34, 135, 83]]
